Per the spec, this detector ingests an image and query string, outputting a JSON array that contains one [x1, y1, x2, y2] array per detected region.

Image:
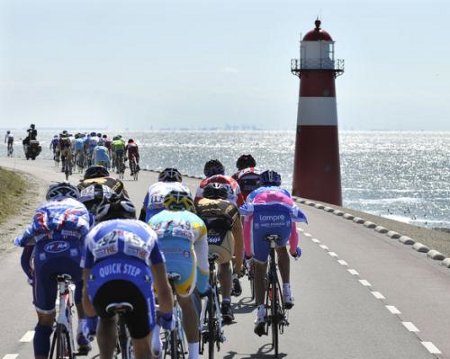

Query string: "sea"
[[3, 130, 450, 230]]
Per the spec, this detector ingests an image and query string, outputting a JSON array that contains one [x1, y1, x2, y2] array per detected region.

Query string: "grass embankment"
[[0, 167, 27, 225]]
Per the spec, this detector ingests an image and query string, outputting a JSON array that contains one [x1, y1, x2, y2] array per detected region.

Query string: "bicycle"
[[262, 234, 290, 358], [62, 155, 72, 180], [129, 155, 139, 181], [115, 151, 125, 180], [199, 253, 226, 359], [48, 274, 76, 359], [7, 142, 13, 157], [152, 272, 187, 359], [244, 257, 255, 300], [75, 151, 86, 173], [107, 302, 135, 359]]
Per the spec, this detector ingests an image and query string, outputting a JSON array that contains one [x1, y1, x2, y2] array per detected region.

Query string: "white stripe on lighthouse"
[[297, 97, 338, 126]]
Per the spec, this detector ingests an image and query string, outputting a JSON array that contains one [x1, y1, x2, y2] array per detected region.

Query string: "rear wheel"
[[270, 279, 279, 357], [207, 291, 215, 359], [49, 324, 72, 359]]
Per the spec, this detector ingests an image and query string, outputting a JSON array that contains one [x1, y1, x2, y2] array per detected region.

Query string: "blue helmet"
[[260, 170, 281, 186]]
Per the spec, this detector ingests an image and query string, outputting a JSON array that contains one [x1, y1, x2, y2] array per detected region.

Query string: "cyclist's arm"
[[151, 262, 174, 314], [231, 216, 244, 274], [82, 269, 97, 317], [194, 225, 209, 294], [288, 222, 300, 256], [20, 245, 34, 280]]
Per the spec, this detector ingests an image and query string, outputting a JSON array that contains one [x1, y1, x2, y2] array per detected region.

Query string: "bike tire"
[[169, 327, 179, 359], [50, 324, 73, 359], [270, 278, 279, 357], [207, 290, 215, 359], [118, 317, 134, 359]]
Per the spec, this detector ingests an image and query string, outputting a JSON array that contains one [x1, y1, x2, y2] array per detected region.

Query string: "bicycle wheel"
[[50, 324, 73, 359], [269, 276, 279, 357], [207, 290, 215, 359], [118, 317, 134, 359], [168, 327, 179, 359]]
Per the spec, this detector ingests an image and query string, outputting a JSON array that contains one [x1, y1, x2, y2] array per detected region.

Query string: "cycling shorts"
[[207, 230, 234, 264], [93, 280, 155, 339], [87, 257, 156, 338], [33, 240, 82, 313], [158, 238, 196, 297]]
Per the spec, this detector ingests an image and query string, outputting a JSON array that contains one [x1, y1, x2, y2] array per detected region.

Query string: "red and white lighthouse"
[[291, 19, 344, 206]]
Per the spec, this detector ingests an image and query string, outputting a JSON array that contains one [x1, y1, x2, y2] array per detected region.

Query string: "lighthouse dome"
[[303, 19, 333, 41]]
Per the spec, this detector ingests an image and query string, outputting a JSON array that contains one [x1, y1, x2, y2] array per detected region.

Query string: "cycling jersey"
[[59, 136, 72, 150], [232, 167, 261, 201], [111, 138, 126, 153], [148, 210, 209, 297], [92, 146, 110, 167], [5, 133, 14, 144], [78, 177, 128, 198], [74, 138, 85, 151], [196, 197, 239, 264], [81, 219, 163, 334], [126, 142, 140, 163], [15, 198, 91, 312], [50, 138, 59, 151], [240, 187, 307, 263], [196, 174, 244, 207], [142, 181, 192, 222]]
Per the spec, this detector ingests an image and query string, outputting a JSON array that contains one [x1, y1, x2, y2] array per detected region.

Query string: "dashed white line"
[[20, 330, 35, 342], [386, 305, 401, 314], [359, 279, 372, 287], [402, 322, 419, 332], [337, 259, 348, 266], [303, 232, 312, 237], [328, 252, 338, 257], [311, 238, 321, 244], [421, 342, 441, 354], [371, 291, 386, 299], [347, 269, 359, 276], [319, 244, 329, 250], [3, 354, 19, 359]]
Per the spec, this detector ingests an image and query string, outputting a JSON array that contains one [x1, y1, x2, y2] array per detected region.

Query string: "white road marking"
[[402, 322, 419, 332], [3, 355, 19, 359], [328, 252, 338, 257], [421, 342, 441, 354], [20, 330, 35, 342], [371, 291, 385, 299], [319, 244, 329, 250], [348, 269, 359, 275], [304, 233, 312, 237], [386, 305, 401, 314], [337, 259, 348, 266], [311, 238, 321, 243], [359, 279, 372, 287]]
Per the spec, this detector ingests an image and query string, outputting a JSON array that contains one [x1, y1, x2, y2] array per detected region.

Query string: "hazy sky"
[[1, 0, 449, 131]]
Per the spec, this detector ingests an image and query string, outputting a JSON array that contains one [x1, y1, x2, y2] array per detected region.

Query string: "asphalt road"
[[0, 156, 449, 359]]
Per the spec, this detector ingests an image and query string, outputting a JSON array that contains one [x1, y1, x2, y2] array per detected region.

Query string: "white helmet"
[[46, 182, 80, 201]]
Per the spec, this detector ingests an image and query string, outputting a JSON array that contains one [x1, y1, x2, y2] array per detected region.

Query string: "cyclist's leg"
[[178, 294, 200, 355], [97, 316, 117, 358]]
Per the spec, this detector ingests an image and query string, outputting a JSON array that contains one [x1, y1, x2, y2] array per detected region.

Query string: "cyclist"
[[232, 154, 262, 201], [125, 138, 140, 175], [239, 170, 307, 336], [27, 123, 37, 140], [73, 133, 86, 169], [85, 132, 99, 166], [195, 182, 244, 323], [195, 159, 244, 207], [81, 194, 174, 359], [49, 135, 60, 163], [148, 190, 209, 359], [4, 130, 14, 156], [78, 165, 129, 199], [59, 130, 73, 174], [92, 144, 111, 169], [14, 182, 92, 358], [139, 167, 191, 222], [111, 135, 126, 173], [102, 134, 112, 158]]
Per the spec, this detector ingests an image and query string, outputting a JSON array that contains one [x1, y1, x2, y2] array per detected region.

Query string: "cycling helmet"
[[128, 139, 134, 143], [46, 182, 80, 201], [6, 130, 10, 134], [236, 154, 256, 170], [203, 182, 229, 200], [79, 184, 115, 212], [260, 170, 282, 186], [203, 159, 225, 177], [158, 168, 182, 182], [90, 132, 96, 137], [163, 190, 195, 212], [96, 194, 136, 222], [83, 165, 110, 180]]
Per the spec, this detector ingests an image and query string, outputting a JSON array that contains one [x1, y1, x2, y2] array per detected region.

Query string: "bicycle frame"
[[199, 253, 225, 358], [264, 235, 289, 358], [49, 274, 76, 359]]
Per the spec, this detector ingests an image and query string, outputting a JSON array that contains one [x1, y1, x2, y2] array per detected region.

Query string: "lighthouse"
[[291, 19, 344, 206]]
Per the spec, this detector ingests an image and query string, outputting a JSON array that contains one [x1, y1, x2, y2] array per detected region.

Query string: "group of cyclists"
[[14, 152, 307, 359], [50, 131, 140, 177]]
